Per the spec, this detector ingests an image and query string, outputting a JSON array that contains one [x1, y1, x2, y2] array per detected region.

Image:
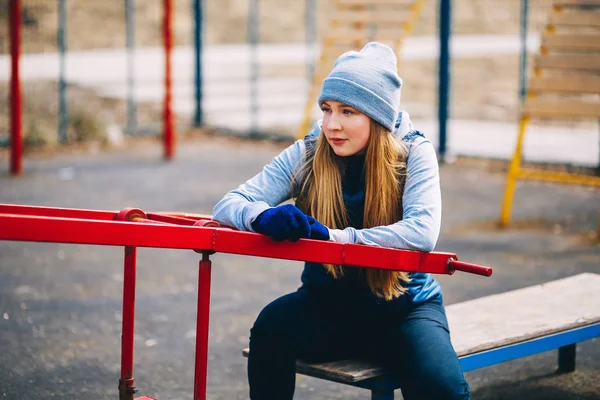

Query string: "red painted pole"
[[448, 258, 493, 277], [193, 252, 212, 400], [9, 0, 23, 176], [116, 209, 145, 400], [163, 0, 175, 161], [119, 246, 137, 400]]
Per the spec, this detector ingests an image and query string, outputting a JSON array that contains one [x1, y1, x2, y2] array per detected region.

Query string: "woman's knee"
[[402, 366, 470, 400], [249, 291, 309, 343], [250, 300, 288, 340], [397, 340, 470, 400], [392, 299, 470, 399], [425, 368, 470, 400]]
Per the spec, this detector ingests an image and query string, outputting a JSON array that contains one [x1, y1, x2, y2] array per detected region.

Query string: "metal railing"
[[0, 203, 492, 399]]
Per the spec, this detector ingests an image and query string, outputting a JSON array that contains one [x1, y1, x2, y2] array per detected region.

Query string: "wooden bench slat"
[[522, 98, 600, 119], [542, 34, 600, 52], [325, 28, 406, 42], [241, 349, 386, 383], [330, 11, 411, 24], [296, 359, 385, 383], [243, 273, 600, 384], [535, 54, 600, 70], [549, 10, 600, 26], [528, 75, 600, 94], [554, 0, 600, 6], [335, 0, 416, 6], [448, 273, 600, 356], [323, 36, 372, 45]]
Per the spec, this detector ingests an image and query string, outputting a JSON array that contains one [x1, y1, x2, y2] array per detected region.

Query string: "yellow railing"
[[500, 0, 600, 228]]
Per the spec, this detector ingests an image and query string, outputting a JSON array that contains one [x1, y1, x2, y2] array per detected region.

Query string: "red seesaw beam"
[[0, 204, 491, 276], [0, 204, 492, 400]]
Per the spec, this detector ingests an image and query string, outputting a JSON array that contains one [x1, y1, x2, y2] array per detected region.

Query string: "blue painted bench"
[[243, 273, 600, 399]]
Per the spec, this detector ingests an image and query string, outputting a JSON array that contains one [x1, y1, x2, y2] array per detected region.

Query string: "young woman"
[[213, 42, 470, 400]]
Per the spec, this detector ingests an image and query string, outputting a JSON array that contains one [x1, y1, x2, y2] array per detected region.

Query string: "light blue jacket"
[[213, 112, 442, 305]]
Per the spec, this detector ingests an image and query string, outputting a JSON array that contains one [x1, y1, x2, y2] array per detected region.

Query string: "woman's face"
[[320, 100, 370, 157]]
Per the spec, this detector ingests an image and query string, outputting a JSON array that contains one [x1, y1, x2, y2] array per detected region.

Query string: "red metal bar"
[[0, 205, 494, 276], [0, 213, 213, 249], [146, 212, 198, 226], [0, 213, 460, 274], [0, 205, 224, 226], [0, 204, 494, 400], [163, 0, 175, 161], [119, 246, 137, 400], [0, 204, 116, 220], [157, 212, 214, 221], [193, 253, 212, 400], [131, 217, 171, 225], [9, 0, 23, 176], [448, 259, 493, 277]]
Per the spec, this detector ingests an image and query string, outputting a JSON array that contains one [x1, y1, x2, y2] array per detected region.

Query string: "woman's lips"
[[330, 138, 347, 145]]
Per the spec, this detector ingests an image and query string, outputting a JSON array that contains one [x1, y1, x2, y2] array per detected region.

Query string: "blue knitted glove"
[[307, 216, 330, 241], [251, 204, 311, 242]]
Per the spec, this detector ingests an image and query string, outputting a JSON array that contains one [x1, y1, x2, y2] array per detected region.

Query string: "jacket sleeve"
[[328, 139, 442, 252], [212, 140, 306, 231]]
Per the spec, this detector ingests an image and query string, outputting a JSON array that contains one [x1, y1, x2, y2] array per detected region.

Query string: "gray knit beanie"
[[318, 42, 402, 132]]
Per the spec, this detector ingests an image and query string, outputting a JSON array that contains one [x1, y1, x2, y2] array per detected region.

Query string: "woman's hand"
[[251, 204, 330, 242], [306, 216, 330, 241]]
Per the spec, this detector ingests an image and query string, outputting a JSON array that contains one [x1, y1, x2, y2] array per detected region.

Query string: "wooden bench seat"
[[243, 273, 600, 399]]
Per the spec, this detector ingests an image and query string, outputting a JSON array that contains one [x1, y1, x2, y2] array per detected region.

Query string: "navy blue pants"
[[248, 288, 470, 400]]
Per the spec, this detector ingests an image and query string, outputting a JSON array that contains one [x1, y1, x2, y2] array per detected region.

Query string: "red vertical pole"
[[119, 246, 137, 400], [163, 0, 175, 161], [9, 0, 23, 176], [193, 252, 212, 400]]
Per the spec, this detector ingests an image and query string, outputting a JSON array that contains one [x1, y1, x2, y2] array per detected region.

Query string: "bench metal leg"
[[371, 390, 395, 400], [362, 375, 397, 400], [558, 344, 576, 373]]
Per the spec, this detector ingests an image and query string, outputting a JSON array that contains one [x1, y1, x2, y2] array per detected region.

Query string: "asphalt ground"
[[1, 135, 599, 400]]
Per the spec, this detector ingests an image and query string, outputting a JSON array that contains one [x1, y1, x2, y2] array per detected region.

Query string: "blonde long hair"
[[294, 119, 410, 300]]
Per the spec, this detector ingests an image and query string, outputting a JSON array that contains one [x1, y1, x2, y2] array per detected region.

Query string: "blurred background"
[[1, 2, 599, 400], [4, 0, 597, 148]]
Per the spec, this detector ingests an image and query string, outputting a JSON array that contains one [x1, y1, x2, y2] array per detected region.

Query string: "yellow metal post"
[[500, 116, 529, 227], [395, 0, 426, 70]]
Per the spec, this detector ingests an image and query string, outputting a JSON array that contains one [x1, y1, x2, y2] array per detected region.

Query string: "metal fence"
[[0, 0, 576, 151], [1, 0, 195, 151], [200, 0, 562, 140]]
